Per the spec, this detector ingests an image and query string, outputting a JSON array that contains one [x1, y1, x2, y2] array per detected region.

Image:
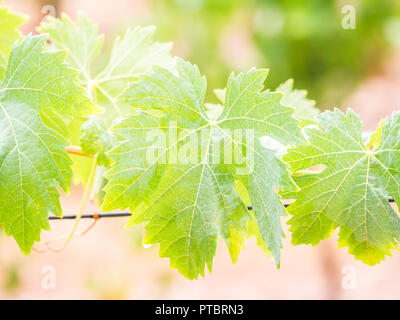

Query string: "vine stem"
[[50, 155, 98, 252], [66, 146, 93, 159], [48, 198, 397, 221]]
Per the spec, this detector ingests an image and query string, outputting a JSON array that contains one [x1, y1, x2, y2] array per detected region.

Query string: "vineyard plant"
[[1, 1, 400, 280]]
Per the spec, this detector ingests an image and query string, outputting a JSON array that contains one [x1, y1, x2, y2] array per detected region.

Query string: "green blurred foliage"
[[0, 227, 22, 294], [148, 0, 400, 106], [87, 273, 128, 299], [149, 0, 248, 102], [4, 264, 21, 293]]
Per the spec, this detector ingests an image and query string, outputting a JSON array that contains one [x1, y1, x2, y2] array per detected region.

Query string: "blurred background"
[[1, 0, 400, 299]]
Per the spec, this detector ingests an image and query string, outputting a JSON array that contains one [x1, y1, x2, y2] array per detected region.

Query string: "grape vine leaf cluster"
[[102, 59, 304, 278], [2, 4, 400, 278]]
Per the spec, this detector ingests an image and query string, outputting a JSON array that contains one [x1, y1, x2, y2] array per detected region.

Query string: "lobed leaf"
[[0, 35, 95, 253], [284, 109, 400, 265], [103, 60, 304, 278]]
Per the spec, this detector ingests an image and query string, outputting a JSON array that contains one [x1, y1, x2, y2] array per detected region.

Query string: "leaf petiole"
[[49, 155, 98, 252], [66, 146, 93, 159]]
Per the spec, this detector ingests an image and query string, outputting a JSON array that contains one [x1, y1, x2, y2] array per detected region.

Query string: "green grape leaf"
[[97, 26, 174, 93], [0, 0, 26, 79], [39, 13, 173, 186], [284, 109, 400, 265], [94, 26, 173, 124], [39, 13, 173, 123], [0, 35, 95, 254], [120, 59, 208, 128], [38, 13, 104, 83], [276, 79, 319, 127], [103, 59, 304, 278]]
